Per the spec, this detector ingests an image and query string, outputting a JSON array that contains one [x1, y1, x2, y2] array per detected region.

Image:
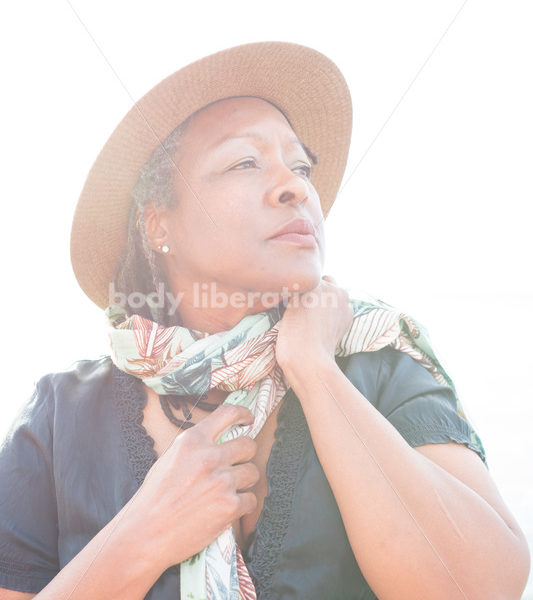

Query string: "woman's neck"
[[166, 281, 277, 334]]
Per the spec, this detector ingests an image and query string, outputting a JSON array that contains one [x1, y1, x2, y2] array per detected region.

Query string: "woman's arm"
[[0, 497, 163, 600], [0, 404, 259, 600], [276, 280, 530, 600], [6, 499, 167, 600], [282, 357, 529, 600]]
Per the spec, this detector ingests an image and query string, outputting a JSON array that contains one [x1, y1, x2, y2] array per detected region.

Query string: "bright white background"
[[1, 1, 532, 596]]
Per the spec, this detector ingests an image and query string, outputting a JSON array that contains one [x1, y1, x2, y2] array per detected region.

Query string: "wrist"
[[123, 485, 198, 571], [112, 500, 172, 576], [279, 351, 339, 394]]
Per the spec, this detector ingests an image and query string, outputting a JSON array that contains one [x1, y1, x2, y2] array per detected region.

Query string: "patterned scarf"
[[105, 296, 484, 600]]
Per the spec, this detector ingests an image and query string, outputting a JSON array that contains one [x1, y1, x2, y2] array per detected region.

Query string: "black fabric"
[[0, 348, 485, 598]]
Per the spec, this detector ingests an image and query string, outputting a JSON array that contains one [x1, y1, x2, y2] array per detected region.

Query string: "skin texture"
[[1, 97, 529, 600]]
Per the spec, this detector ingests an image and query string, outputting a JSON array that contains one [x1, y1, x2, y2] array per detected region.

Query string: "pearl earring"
[[159, 244, 170, 254]]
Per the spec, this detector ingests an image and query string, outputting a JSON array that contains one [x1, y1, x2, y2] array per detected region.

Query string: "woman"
[[0, 42, 529, 599]]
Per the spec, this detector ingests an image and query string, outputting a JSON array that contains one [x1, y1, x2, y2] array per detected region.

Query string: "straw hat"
[[70, 41, 353, 308]]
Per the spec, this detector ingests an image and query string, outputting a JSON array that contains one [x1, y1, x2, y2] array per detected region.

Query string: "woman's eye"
[[294, 163, 312, 178], [232, 159, 257, 170]]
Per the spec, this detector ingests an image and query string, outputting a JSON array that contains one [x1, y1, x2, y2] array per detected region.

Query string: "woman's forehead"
[[169, 96, 304, 162], [192, 96, 290, 124], [180, 97, 297, 149]]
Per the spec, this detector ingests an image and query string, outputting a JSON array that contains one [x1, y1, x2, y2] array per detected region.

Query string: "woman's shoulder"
[[338, 346, 460, 424], [2, 357, 118, 466], [38, 355, 114, 395], [18, 356, 117, 428], [338, 346, 486, 463], [43, 354, 113, 383], [339, 346, 419, 401]]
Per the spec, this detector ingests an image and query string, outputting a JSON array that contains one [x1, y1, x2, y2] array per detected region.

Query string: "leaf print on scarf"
[[130, 314, 178, 357], [126, 345, 176, 378], [211, 328, 278, 392], [160, 355, 213, 396], [123, 315, 181, 378], [400, 314, 420, 339]]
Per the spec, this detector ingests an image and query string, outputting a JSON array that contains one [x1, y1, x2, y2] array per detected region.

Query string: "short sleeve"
[[0, 376, 60, 593], [343, 347, 486, 465]]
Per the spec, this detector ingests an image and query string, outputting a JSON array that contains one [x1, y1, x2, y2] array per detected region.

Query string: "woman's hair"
[[113, 117, 221, 428], [114, 118, 191, 327]]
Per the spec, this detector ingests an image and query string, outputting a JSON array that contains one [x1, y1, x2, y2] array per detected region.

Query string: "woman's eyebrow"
[[208, 131, 307, 152]]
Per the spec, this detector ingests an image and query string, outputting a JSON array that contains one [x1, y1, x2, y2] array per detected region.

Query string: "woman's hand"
[[275, 275, 353, 375], [127, 404, 259, 571]]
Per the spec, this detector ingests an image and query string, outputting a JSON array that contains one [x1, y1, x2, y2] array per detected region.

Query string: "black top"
[[0, 348, 485, 599]]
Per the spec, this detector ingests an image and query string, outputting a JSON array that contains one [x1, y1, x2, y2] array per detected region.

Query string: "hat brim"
[[70, 41, 352, 309]]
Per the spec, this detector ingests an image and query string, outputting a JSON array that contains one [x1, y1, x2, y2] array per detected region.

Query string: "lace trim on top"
[[112, 366, 158, 487], [246, 389, 310, 598]]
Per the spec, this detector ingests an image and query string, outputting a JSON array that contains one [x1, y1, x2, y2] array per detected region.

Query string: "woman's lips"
[[268, 232, 318, 248]]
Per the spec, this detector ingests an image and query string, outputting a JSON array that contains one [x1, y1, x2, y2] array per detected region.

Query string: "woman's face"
[[161, 96, 326, 301]]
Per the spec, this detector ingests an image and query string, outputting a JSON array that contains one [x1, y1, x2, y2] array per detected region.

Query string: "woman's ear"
[[141, 202, 170, 253]]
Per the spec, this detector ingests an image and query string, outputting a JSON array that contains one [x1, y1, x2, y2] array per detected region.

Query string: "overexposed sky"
[[1, 0, 532, 593]]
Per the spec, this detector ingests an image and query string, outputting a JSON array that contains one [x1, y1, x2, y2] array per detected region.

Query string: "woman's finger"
[[232, 461, 260, 492], [322, 274, 337, 285], [236, 490, 258, 517], [220, 435, 257, 465], [199, 404, 255, 442]]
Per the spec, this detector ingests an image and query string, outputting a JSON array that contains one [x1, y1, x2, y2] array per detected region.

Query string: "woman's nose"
[[266, 168, 309, 207]]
